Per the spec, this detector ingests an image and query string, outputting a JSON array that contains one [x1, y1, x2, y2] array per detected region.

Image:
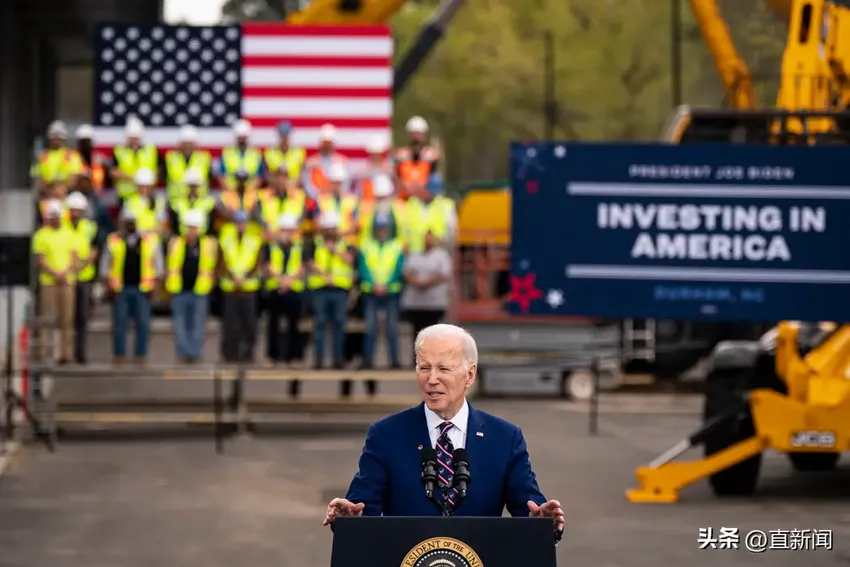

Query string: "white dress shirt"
[[424, 398, 469, 450]]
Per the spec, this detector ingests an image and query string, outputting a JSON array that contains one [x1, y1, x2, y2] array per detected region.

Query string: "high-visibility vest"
[[165, 235, 218, 295], [305, 153, 348, 193], [220, 188, 259, 213], [65, 218, 98, 282], [219, 233, 263, 292], [316, 193, 358, 235], [81, 162, 106, 189], [406, 195, 455, 253], [266, 242, 305, 292], [358, 200, 407, 247], [113, 145, 158, 198], [357, 162, 395, 201], [361, 239, 404, 293], [395, 146, 437, 197], [106, 233, 157, 292], [307, 239, 354, 290], [221, 147, 262, 187], [32, 148, 82, 184], [32, 226, 77, 285], [125, 194, 159, 233], [170, 195, 216, 234], [263, 147, 306, 180], [165, 150, 212, 199], [261, 190, 307, 228]]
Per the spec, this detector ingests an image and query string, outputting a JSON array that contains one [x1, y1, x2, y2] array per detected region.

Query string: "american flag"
[[91, 23, 393, 165]]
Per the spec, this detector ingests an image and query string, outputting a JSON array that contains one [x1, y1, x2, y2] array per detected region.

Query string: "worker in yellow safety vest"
[[355, 134, 395, 201], [358, 174, 407, 248], [32, 121, 84, 198], [264, 213, 306, 380], [406, 173, 457, 253], [101, 208, 164, 367], [303, 124, 349, 196], [219, 210, 264, 363], [31, 199, 79, 364], [263, 121, 306, 185], [216, 168, 263, 241], [358, 213, 405, 376], [259, 165, 309, 241], [65, 191, 104, 364], [165, 125, 212, 201], [163, 168, 216, 237], [123, 168, 162, 235], [217, 119, 264, 192], [165, 209, 218, 364], [314, 161, 359, 246], [307, 210, 355, 382], [109, 118, 159, 200]]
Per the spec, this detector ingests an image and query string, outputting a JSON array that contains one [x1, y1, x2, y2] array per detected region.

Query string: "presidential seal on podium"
[[401, 537, 483, 567]]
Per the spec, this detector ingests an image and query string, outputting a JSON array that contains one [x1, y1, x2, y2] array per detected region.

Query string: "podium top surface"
[[331, 517, 556, 567]]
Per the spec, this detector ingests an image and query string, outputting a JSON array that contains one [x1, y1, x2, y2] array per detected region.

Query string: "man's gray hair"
[[414, 324, 478, 369]]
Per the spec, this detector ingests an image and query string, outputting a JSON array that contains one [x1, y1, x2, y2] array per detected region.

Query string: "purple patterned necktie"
[[436, 421, 458, 516]]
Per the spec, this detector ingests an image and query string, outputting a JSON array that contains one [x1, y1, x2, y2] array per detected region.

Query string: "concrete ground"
[[1, 397, 849, 567]]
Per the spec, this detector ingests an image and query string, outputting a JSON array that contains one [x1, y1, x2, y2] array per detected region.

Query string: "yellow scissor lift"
[[628, 322, 850, 502]]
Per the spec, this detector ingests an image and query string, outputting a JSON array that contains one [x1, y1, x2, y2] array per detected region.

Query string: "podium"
[[330, 517, 557, 567]]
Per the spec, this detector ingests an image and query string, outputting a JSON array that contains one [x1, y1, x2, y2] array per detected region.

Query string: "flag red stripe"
[[242, 23, 391, 37], [244, 117, 390, 129], [242, 55, 391, 67], [242, 86, 392, 98], [94, 146, 373, 159]]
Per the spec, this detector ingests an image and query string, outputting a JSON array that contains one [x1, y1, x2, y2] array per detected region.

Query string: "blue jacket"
[[345, 402, 548, 517]]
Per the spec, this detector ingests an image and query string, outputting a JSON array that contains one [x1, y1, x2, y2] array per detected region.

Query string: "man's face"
[[409, 131, 426, 144], [416, 335, 475, 417], [274, 172, 289, 190], [236, 221, 247, 234], [236, 136, 248, 147], [47, 215, 61, 228], [186, 226, 199, 239], [329, 180, 341, 193], [180, 141, 195, 153], [125, 220, 137, 233], [48, 135, 64, 148], [78, 138, 92, 153], [321, 140, 333, 152], [128, 136, 141, 147], [70, 208, 84, 221], [188, 184, 199, 197], [278, 228, 294, 242], [376, 226, 389, 241], [139, 184, 151, 196], [278, 134, 289, 147]]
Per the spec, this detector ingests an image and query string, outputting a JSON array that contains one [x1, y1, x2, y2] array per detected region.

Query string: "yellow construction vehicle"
[[627, 0, 850, 503], [285, 0, 408, 25]]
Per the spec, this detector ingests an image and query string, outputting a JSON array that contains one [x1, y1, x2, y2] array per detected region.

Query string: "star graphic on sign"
[[545, 289, 564, 308], [554, 145, 566, 158], [508, 273, 544, 312]]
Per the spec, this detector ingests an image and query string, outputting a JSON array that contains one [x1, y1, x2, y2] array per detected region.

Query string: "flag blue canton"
[[93, 23, 242, 129]]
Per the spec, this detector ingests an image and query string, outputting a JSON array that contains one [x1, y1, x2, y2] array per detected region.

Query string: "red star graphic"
[[526, 180, 539, 193], [509, 273, 544, 312]]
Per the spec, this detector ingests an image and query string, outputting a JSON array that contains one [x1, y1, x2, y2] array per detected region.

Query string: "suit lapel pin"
[[476, 432, 484, 437], [417, 444, 423, 450]]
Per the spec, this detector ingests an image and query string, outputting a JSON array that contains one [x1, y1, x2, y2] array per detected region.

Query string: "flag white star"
[[546, 289, 564, 308], [519, 259, 530, 270], [554, 145, 566, 158]]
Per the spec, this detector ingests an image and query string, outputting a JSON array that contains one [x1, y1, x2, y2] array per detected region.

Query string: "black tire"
[[703, 368, 762, 496], [787, 452, 840, 472]]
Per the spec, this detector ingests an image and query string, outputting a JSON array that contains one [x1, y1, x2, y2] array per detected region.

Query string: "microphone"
[[421, 448, 438, 499], [452, 448, 471, 499]]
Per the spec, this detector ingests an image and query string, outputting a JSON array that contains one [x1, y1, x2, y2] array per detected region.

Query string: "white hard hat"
[[44, 199, 64, 217], [366, 134, 390, 154], [75, 124, 94, 139], [277, 213, 299, 230], [125, 118, 145, 137], [182, 209, 205, 228], [183, 168, 203, 185], [47, 121, 68, 138], [319, 210, 341, 229], [134, 167, 155, 186], [179, 125, 198, 142], [405, 116, 428, 133], [372, 175, 394, 198], [233, 119, 251, 137], [319, 123, 336, 141], [327, 161, 348, 182], [65, 191, 88, 211]]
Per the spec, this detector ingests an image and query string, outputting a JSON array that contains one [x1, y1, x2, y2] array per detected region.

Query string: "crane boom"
[[687, 0, 757, 109]]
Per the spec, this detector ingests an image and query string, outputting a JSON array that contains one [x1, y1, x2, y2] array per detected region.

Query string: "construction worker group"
[[32, 115, 456, 396]]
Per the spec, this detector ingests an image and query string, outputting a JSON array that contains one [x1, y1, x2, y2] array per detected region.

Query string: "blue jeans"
[[113, 286, 151, 357], [171, 292, 209, 360], [312, 289, 348, 365], [363, 293, 400, 366]]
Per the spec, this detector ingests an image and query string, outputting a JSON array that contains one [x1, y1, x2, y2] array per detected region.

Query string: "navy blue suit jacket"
[[345, 402, 547, 517]]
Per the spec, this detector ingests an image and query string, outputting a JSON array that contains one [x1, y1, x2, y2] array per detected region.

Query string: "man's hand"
[[528, 500, 565, 533], [375, 284, 385, 295], [323, 498, 365, 526]]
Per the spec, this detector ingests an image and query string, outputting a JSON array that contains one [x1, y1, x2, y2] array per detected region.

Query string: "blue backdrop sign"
[[509, 142, 850, 321]]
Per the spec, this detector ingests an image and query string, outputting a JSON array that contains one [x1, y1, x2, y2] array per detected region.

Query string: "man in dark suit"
[[323, 324, 565, 539]]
